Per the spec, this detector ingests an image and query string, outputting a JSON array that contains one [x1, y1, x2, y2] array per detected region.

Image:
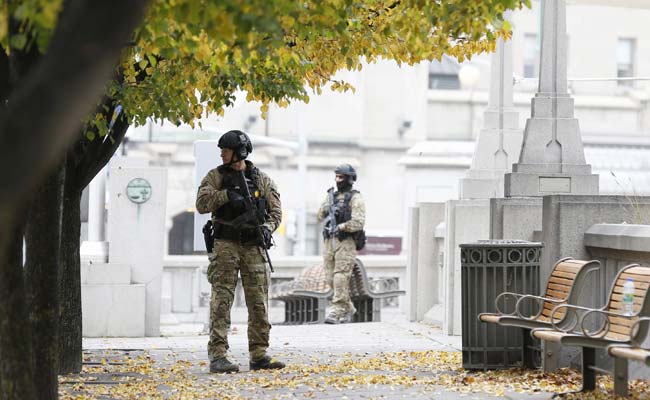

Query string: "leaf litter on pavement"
[[59, 350, 650, 399]]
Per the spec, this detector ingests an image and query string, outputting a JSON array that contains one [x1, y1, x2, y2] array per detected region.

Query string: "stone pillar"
[[108, 165, 167, 336], [407, 203, 445, 322], [80, 167, 109, 262], [416, 203, 445, 320], [505, 0, 598, 197], [443, 199, 491, 335], [406, 207, 420, 322], [460, 12, 522, 199]]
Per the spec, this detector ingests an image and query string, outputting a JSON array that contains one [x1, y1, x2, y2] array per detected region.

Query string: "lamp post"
[[458, 64, 480, 138]]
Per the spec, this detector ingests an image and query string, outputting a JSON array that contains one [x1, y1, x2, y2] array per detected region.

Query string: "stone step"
[[81, 263, 131, 285], [82, 284, 146, 337]]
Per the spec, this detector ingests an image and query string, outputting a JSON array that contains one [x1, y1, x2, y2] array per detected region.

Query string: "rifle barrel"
[[239, 170, 274, 273]]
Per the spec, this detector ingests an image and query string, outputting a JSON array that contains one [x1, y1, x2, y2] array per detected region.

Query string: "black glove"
[[260, 226, 273, 249], [335, 228, 346, 241], [227, 189, 245, 209]]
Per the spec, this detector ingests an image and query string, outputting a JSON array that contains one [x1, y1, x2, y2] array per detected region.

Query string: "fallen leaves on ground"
[[58, 350, 650, 399]]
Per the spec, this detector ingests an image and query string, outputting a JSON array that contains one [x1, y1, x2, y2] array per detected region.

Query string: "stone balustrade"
[[161, 254, 407, 318]]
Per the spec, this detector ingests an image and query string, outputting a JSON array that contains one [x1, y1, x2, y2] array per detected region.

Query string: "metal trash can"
[[460, 240, 542, 370]]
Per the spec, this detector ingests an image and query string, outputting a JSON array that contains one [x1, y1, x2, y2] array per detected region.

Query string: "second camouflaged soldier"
[[196, 130, 285, 373], [317, 164, 366, 324]]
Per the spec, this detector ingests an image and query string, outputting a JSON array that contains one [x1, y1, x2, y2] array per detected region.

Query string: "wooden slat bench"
[[607, 317, 650, 398], [269, 258, 405, 324], [531, 264, 650, 397], [478, 257, 600, 371]]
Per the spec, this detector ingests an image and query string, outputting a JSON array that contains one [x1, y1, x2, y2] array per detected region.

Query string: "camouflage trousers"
[[323, 237, 357, 317], [207, 240, 271, 361]]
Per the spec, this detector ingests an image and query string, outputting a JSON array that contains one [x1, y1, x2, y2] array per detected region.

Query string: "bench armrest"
[[494, 292, 525, 315], [630, 317, 650, 348], [579, 309, 638, 339], [550, 304, 595, 332], [514, 295, 565, 321]]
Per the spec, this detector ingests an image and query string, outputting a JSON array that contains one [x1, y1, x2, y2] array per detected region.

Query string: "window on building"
[[617, 38, 635, 86], [428, 55, 460, 90], [523, 33, 538, 79]]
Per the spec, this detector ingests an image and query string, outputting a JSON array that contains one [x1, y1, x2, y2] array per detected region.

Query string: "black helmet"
[[334, 163, 357, 182], [218, 130, 253, 160]]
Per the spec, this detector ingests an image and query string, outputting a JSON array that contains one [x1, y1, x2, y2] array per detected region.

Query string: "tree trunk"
[[0, 0, 149, 218], [57, 104, 130, 373], [0, 216, 36, 400], [58, 159, 82, 374], [24, 164, 64, 399]]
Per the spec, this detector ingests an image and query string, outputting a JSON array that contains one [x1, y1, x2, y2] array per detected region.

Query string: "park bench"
[[269, 258, 405, 324], [607, 317, 650, 398], [478, 257, 600, 370], [531, 263, 650, 397]]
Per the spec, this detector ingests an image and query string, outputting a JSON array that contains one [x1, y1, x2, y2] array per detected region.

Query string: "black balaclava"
[[336, 176, 353, 192]]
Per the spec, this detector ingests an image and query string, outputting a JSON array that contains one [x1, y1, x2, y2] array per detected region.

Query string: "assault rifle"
[[237, 170, 274, 272], [325, 187, 338, 252]]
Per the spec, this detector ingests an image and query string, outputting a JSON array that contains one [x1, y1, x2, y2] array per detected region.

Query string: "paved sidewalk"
[[59, 310, 643, 399]]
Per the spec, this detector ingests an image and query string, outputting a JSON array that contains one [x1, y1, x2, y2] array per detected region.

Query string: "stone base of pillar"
[[459, 177, 501, 199], [504, 171, 599, 197], [459, 169, 505, 199], [80, 240, 109, 263]]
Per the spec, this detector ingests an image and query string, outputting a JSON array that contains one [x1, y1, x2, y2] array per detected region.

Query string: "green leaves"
[[9, 33, 26, 49], [4, 0, 528, 131], [2, 0, 63, 52]]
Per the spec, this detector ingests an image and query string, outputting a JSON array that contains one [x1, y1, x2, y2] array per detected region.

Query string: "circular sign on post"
[[126, 178, 152, 204]]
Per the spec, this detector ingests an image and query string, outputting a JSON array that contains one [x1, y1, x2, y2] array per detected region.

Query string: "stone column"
[[88, 168, 106, 241], [445, 13, 521, 335], [460, 12, 522, 199], [505, 0, 598, 196], [80, 167, 109, 262], [406, 207, 420, 322]]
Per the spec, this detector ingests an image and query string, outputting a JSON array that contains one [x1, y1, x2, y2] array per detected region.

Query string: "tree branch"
[[77, 114, 130, 190]]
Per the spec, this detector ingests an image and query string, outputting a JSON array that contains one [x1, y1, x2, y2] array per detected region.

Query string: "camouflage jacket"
[[317, 189, 365, 233], [195, 161, 282, 232]]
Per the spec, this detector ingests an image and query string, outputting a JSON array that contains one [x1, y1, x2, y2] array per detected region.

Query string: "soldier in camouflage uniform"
[[196, 130, 285, 373], [317, 164, 366, 324]]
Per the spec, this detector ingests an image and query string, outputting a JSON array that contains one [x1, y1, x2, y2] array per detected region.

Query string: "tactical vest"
[[213, 163, 268, 244], [334, 190, 357, 225], [323, 190, 357, 240]]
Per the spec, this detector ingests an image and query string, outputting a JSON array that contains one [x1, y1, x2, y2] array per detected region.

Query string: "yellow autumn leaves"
[[4, 0, 529, 135], [59, 349, 650, 399]]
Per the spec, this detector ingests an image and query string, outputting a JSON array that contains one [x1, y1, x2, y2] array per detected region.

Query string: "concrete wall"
[[541, 195, 650, 284], [489, 197, 543, 242]]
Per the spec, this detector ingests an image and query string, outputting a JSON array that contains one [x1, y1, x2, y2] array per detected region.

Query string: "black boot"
[[210, 357, 239, 373], [250, 355, 285, 370]]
